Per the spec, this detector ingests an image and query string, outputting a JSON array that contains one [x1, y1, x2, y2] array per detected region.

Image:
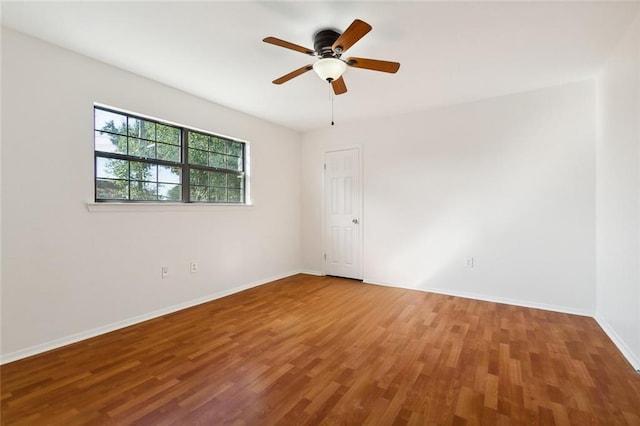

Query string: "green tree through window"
[[94, 106, 246, 203]]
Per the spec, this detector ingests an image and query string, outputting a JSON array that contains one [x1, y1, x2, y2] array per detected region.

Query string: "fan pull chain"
[[330, 83, 335, 126]]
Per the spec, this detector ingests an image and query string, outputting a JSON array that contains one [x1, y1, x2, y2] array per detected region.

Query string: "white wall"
[[0, 28, 302, 362], [302, 81, 596, 315], [596, 14, 640, 370]]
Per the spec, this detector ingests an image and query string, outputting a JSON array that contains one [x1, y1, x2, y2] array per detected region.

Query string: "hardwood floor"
[[1, 274, 639, 425]]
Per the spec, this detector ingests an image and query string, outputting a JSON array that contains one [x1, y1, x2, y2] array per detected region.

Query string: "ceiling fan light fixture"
[[313, 58, 347, 82]]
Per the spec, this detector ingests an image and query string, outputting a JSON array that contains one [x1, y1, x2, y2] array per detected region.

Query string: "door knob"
[[352, 218, 359, 224]]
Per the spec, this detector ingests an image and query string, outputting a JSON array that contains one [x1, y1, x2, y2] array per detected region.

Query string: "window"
[[94, 106, 247, 203]]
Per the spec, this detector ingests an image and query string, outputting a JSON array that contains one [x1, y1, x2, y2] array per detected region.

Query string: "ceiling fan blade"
[[263, 37, 315, 56], [272, 65, 314, 85], [346, 57, 400, 73], [332, 19, 372, 54], [332, 76, 347, 95]]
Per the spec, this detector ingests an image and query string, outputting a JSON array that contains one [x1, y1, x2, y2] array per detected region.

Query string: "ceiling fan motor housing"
[[313, 29, 341, 57]]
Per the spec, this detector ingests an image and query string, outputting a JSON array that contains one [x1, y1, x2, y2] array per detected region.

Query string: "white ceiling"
[[2, 1, 639, 132]]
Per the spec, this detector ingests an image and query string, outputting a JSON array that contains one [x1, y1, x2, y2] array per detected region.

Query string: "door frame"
[[322, 145, 364, 280]]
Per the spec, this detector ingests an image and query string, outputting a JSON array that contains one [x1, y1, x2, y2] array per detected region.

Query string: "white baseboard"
[[299, 269, 323, 276], [0, 270, 301, 365], [426, 286, 593, 317], [363, 278, 594, 317], [594, 316, 640, 371]]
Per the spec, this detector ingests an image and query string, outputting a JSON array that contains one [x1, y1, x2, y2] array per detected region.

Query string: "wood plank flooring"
[[1, 274, 639, 425]]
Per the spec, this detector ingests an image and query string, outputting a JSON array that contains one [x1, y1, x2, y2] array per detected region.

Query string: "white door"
[[324, 148, 362, 280]]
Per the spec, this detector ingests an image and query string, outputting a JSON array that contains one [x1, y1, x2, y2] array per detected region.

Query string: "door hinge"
[[324, 163, 326, 170], [324, 253, 327, 260]]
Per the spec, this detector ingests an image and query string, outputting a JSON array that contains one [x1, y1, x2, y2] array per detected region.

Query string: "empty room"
[[1, 1, 639, 424]]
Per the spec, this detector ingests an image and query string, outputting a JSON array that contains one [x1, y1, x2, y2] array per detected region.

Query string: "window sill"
[[86, 202, 254, 213]]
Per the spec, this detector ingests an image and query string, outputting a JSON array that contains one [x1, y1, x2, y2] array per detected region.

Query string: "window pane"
[[189, 149, 208, 166], [228, 142, 243, 157], [130, 161, 157, 182], [130, 181, 157, 200], [129, 118, 156, 141], [190, 185, 208, 202], [158, 165, 181, 184], [95, 131, 117, 153], [95, 109, 127, 134], [157, 124, 180, 145], [96, 157, 128, 179], [210, 137, 225, 154], [127, 118, 139, 137], [189, 132, 209, 150], [190, 169, 208, 185], [159, 184, 181, 201], [128, 118, 156, 140], [228, 188, 242, 203], [95, 131, 127, 154], [96, 178, 128, 199], [143, 121, 156, 140], [210, 171, 227, 187], [211, 187, 227, 202], [157, 143, 180, 163], [128, 138, 156, 159], [226, 156, 243, 171], [209, 153, 225, 169], [228, 174, 243, 189]]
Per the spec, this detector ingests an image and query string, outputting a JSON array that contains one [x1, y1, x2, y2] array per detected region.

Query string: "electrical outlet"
[[190, 262, 198, 273], [161, 266, 169, 279], [465, 257, 474, 268]]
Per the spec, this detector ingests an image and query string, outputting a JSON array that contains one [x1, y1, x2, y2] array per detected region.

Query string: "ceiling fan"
[[263, 19, 400, 95]]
